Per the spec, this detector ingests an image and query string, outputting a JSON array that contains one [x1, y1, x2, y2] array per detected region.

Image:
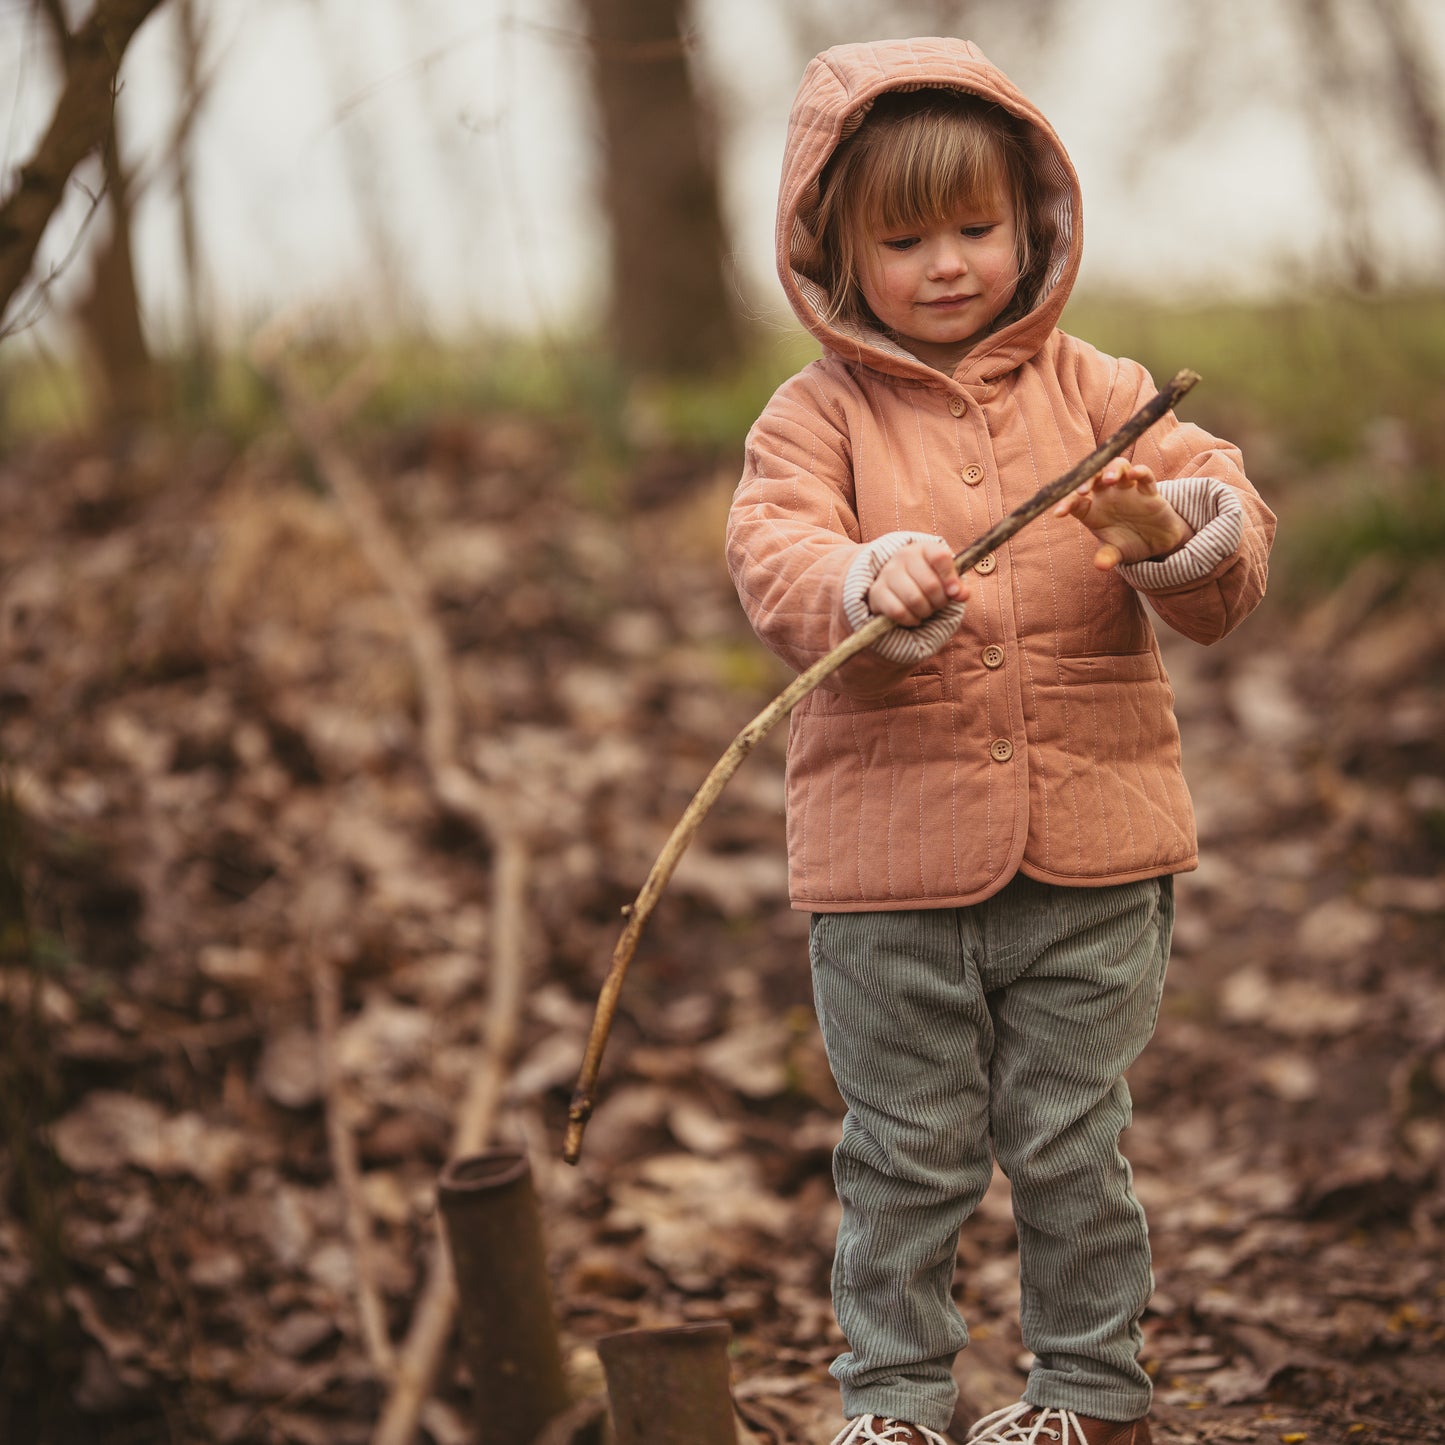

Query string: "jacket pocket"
[[1028, 649, 1178, 767], [1054, 651, 1160, 684], [809, 665, 945, 713]]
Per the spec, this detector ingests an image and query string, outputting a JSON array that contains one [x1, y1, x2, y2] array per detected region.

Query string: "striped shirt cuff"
[[1116, 477, 1245, 592], [842, 531, 967, 664]]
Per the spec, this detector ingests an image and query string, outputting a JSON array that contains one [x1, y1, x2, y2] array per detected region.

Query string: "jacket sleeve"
[[1085, 352, 1277, 644], [726, 368, 956, 699]]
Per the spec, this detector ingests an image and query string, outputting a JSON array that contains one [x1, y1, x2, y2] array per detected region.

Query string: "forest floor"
[[1, 395, 1443, 1445]]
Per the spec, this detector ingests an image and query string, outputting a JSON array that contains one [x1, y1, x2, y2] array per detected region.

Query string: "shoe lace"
[[966, 1403, 1089, 1445], [834, 1417, 953, 1445]]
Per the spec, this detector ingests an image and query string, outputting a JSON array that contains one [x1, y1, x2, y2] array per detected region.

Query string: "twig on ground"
[[312, 952, 397, 1378], [563, 369, 1201, 1164], [251, 334, 474, 800], [371, 832, 532, 1445], [253, 329, 536, 1445]]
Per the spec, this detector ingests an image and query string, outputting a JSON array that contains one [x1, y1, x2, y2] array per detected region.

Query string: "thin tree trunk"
[[75, 118, 161, 424], [580, 0, 738, 378], [1372, 0, 1445, 200], [0, 0, 165, 327], [173, 0, 215, 409], [1293, 0, 1380, 290]]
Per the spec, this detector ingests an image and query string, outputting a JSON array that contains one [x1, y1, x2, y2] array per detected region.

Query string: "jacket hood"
[[778, 37, 1082, 386]]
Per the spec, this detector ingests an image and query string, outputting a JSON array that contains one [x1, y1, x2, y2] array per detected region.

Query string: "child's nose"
[[927, 240, 968, 279]]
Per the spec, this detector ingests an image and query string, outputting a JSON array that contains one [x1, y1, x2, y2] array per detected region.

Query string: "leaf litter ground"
[[1, 415, 1442, 1444]]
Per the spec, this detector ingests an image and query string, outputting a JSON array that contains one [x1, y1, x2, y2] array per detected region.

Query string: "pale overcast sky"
[[4, 0, 1444, 345]]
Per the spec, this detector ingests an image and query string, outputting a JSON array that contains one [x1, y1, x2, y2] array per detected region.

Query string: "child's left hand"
[[1052, 460, 1194, 571]]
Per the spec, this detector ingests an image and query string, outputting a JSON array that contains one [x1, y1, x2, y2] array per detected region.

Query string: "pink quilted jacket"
[[726, 38, 1276, 911]]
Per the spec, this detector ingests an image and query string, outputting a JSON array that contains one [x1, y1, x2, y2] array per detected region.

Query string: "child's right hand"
[[866, 540, 969, 626]]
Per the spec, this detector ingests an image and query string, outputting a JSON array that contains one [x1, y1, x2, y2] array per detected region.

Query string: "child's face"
[[855, 192, 1019, 373]]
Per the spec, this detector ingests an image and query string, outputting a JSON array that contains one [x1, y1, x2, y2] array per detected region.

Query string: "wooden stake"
[[563, 369, 1201, 1164], [599, 1323, 738, 1444]]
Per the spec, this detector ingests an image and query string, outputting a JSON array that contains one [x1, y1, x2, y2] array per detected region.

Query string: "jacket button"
[[990, 738, 1014, 762], [982, 645, 1004, 669], [973, 552, 997, 574], [962, 463, 984, 485], [949, 396, 966, 417]]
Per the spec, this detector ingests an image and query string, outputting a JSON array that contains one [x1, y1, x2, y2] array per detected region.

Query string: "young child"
[[726, 38, 1275, 1445]]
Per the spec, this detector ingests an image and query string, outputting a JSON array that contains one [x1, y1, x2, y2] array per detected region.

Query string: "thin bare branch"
[[0, 0, 164, 323], [1373, 0, 1445, 196], [0, 169, 108, 341], [312, 952, 397, 1378]]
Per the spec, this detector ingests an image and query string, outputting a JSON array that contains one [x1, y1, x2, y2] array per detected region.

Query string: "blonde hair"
[[808, 88, 1054, 338]]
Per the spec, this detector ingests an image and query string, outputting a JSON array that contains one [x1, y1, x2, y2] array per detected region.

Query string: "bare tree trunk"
[[173, 0, 215, 410], [1292, 0, 1381, 291], [29, 0, 160, 423], [580, 0, 739, 378], [1372, 0, 1445, 200], [0, 0, 165, 329], [75, 119, 162, 424]]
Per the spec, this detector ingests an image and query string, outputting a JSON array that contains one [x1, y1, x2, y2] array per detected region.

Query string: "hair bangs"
[[862, 120, 1011, 237]]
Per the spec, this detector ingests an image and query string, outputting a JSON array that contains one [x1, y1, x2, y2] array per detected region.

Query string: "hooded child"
[[726, 36, 1276, 1445]]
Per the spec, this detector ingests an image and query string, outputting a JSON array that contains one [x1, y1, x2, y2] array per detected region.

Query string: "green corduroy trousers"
[[809, 873, 1174, 1430]]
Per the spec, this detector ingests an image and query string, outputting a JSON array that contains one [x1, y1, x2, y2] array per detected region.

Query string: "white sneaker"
[[830, 1416, 953, 1445]]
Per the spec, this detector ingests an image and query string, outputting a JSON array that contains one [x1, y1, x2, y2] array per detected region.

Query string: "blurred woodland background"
[[2, 2, 1444, 1443]]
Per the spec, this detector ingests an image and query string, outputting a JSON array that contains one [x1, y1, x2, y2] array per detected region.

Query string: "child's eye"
[[961, 225, 996, 239], [883, 237, 920, 251]]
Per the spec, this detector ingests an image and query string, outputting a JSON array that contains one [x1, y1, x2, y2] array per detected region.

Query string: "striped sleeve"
[[1116, 477, 1244, 592], [842, 530, 967, 664]]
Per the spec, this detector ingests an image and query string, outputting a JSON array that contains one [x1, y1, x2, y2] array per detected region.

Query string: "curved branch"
[[0, 0, 165, 324], [563, 368, 1201, 1164]]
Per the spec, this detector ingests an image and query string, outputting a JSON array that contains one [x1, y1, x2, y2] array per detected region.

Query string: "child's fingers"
[[902, 542, 964, 602], [925, 546, 967, 600], [873, 579, 933, 625], [1055, 461, 1159, 519], [1052, 463, 1116, 515], [1097, 461, 1156, 490], [870, 542, 967, 622], [901, 552, 954, 611]]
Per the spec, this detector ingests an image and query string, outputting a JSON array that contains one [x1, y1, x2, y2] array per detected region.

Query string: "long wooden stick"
[[563, 368, 1200, 1164]]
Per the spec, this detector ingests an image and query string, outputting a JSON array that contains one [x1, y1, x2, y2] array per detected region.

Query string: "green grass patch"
[[0, 345, 92, 438], [621, 329, 819, 450], [1274, 466, 1445, 602], [7, 296, 1444, 609], [1062, 290, 1445, 604], [1061, 290, 1445, 470]]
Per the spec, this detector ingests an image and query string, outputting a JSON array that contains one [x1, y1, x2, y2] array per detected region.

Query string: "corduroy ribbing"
[[809, 874, 1173, 1429]]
